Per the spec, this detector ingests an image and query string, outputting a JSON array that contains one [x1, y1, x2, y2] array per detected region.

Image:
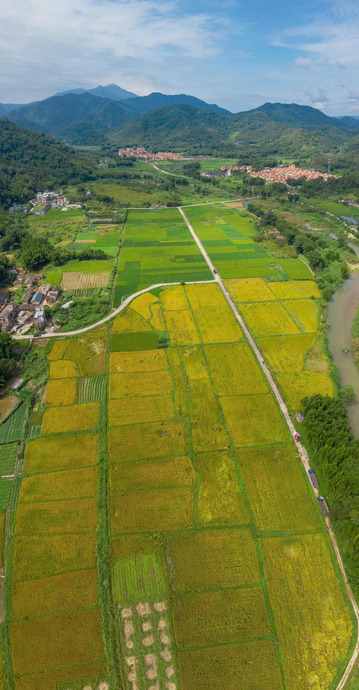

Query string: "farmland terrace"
[[0, 203, 356, 690]]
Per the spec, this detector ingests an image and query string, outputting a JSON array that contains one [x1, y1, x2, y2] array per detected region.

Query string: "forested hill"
[[0, 119, 93, 208], [8, 93, 138, 145], [109, 102, 354, 158], [108, 104, 232, 150]]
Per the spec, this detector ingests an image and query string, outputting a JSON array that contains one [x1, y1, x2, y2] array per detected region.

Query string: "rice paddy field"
[[224, 276, 333, 410], [113, 208, 212, 306], [185, 203, 313, 280], [0, 203, 354, 689]]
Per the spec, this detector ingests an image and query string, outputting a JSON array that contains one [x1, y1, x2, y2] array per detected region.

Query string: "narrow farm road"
[[12, 279, 215, 341], [148, 162, 186, 178], [178, 206, 359, 690]]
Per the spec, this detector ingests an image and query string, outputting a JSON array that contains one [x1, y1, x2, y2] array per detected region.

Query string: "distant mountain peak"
[[55, 84, 137, 101]]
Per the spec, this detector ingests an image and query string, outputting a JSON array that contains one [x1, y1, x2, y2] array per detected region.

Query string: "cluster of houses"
[[118, 147, 182, 160], [0, 272, 62, 333], [248, 164, 335, 183], [9, 191, 82, 216], [202, 164, 336, 184], [338, 198, 359, 209]]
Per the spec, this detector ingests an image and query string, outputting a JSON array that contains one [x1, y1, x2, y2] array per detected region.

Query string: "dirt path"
[[148, 163, 186, 178], [178, 205, 359, 690]]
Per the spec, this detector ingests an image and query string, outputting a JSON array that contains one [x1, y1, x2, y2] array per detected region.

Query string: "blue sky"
[[1, 0, 358, 114]]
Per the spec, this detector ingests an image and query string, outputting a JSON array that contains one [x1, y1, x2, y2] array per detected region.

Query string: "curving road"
[[178, 206, 359, 690], [12, 279, 215, 341]]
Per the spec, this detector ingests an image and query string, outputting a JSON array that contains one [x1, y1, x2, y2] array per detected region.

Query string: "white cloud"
[[0, 0, 230, 101]]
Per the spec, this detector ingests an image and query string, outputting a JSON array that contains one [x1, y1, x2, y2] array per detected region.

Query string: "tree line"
[[303, 393, 359, 596]]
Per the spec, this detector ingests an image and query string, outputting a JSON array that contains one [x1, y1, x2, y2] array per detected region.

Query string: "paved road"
[[179, 206, 359, 690], [13, 279, 215, 341]]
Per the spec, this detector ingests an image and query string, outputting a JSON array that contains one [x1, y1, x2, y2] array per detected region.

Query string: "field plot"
[[0, 443, 17, 475], [185, 204, 309, 280], [178, 640, 283, 690], [262, 534, 353, 690], [105, 280, 352, 689], [41, 402, 99, 434], [224, 271, 332, 411], [45, 377, 77, 406], [4, 233, 353, 689], [24, 433, 98, 473], [62, 270, 110, 291], [240, 302, 300, 336], [185, 282, 243, 342], [9, 327, 106, 687], [0, 404, 28, 444], [236, 445, 320, 532], [114, 208, 211, 306]]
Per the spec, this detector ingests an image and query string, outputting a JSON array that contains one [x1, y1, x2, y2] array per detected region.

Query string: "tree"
[[341, 385, 356, 404], [21, 236, 53, 270], [0, 332, 13, 360]]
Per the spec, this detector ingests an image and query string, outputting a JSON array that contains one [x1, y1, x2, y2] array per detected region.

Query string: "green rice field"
[[185, 204, 313, 280], [114, 208, 212, 306]]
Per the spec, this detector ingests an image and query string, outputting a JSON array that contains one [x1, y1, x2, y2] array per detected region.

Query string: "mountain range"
[[2, 84, 359, 159]]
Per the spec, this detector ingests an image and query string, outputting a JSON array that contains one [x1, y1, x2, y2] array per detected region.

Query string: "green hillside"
[[0, 119, 92, 207]]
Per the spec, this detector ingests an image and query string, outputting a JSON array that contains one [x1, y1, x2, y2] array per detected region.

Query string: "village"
[[202, 163, 336, 182], [9, 190, 82, 215], [118, 147, 183, 160], [0, 270, 64, 334]]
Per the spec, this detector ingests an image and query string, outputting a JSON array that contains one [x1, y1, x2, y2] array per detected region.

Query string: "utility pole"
[[327, 158, 331, 175]]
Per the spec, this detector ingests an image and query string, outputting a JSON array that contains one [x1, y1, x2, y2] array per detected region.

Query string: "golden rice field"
[[3, 221, 352, 690], [227, 276, 333, 410]]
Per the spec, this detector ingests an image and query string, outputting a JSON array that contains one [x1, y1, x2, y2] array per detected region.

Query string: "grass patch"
[[110, 331, 158, 352]]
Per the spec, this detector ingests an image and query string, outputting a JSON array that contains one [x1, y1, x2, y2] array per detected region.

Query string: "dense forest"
[[0, 119, 93, 207], [303, 394, 359, 595]]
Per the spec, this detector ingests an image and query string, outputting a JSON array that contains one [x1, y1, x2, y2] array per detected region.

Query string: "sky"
[[1, 0, 359, 115]]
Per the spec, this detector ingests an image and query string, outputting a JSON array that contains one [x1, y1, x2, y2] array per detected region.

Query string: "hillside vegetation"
[[0, 119, 93, 207]]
